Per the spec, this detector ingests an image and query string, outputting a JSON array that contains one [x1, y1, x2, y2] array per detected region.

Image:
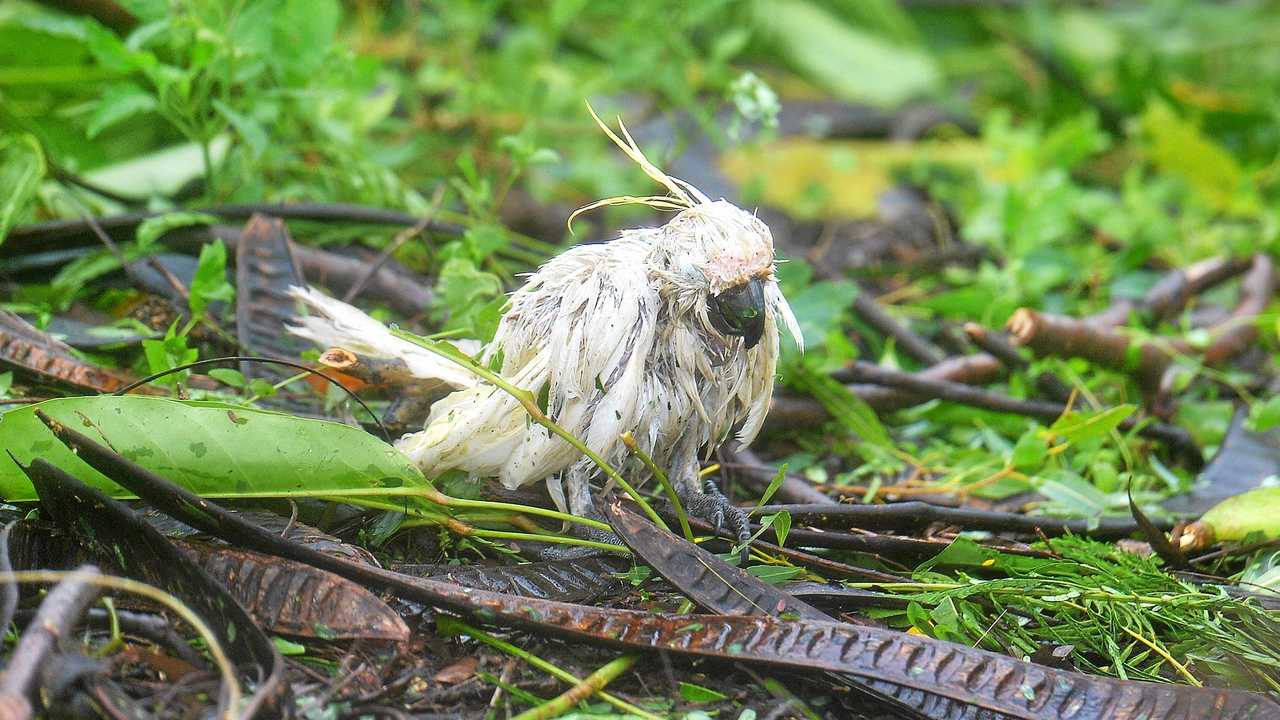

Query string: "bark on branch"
[[1006, 254, 1276, 390]]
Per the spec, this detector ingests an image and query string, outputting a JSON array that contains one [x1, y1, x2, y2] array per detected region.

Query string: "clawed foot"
[[537, 479, 751, 561], [679, 478, 752, 561]]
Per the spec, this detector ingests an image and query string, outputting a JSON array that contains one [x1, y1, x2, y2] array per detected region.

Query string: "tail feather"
[[286, 286, 481, 390]]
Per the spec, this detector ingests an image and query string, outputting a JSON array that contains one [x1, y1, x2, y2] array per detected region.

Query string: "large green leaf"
[[752, 0, 940, 107], [0, 396, 426, 502]]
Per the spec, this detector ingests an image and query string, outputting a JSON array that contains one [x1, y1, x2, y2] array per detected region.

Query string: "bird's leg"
[[670, 439, 752, 558], [539, 462, 625, 560]]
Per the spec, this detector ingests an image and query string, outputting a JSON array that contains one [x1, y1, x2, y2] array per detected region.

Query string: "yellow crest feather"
[[568, 101, 712, 234]]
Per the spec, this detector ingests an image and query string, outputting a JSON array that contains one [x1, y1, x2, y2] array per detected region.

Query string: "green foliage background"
[[2, 0, 1280, 695]]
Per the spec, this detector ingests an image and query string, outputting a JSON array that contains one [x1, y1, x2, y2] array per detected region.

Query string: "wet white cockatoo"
[[288, 109, 801, 543]]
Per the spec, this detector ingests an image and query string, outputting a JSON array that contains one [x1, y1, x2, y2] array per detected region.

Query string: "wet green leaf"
[[1047, 405, 1135, 445], [0, 396, 428, 503], [679, 682, 727, 703]]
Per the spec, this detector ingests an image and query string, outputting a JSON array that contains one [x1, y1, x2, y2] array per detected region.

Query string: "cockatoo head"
[[653, 200, 779, 349], [569, 103, 801, 352]]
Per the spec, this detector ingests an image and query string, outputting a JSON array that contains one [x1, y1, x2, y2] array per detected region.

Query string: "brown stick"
[[851, 290, 947, 365], [1203, 254, 1275, 365], [317, 348, 421, 388], [0, 565, 101, 719], [962, 322, 1078, 403], [1009, 254, 1274, 389], [720, 446, 836, 505], [839, 361, 1201, 463], [199, 225, 434, 316], [756, 502, 1164, 538], [770, 354, 1005, 430], [1090, 255, 1254, 327], [1007, 308, 1177, 386], [687, 517, 910, 582], [341, 186, 446, 304]]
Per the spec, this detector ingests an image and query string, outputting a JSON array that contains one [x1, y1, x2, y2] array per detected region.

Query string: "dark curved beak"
[[708, 277, 766, 349]]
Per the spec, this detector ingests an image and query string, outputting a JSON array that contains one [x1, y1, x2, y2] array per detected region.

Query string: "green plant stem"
[[444, 620, 660, 720], [845, 581, 1217, 607], [199, 139, 216, 201], [513, 654, 639, 720], [391, 329, 669, 531], [92, 597, 124, 658], [343, 496, 627, 552], [621, 432, 692, 541], [244, 370, 310, 405], [168, 485, 613, 534], [419, 486, 614, 533]]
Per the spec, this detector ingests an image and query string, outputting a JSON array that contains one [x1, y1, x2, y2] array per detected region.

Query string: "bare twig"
[[1203, 254, 1275, 365], [0, 523, 18, 635], [1090, 255, 1254, 327], [66, 192, 191, 303], [6, 607, 207, 668], [2, 202, 463, 256], [1007, 308, 1176, 386], [317, 348, 423, 388], [839, 360, 1201, 462], [721, 446, 836, 505], [963, 322, 1078, 403], [756, 501, 1163, 538], [770, 354, 1004, 430], [1008, 255, 1275, 397], [342, 186, 446, 303], [0, 565, 102, 719], [691, 518, 911, 582], [851, 289, 947, 365]]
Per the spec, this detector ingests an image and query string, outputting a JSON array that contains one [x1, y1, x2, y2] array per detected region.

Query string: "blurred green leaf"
[[87, 83, 157, 138], [772, 509, 791, 546], [208, 368, 246, 388], [142, 321, 197, 386], [754, 463, 788, 510], [212, 99, 268, 158], [1240, 550, 1280, 595], [1011, 427, 1048, 472], [1247, 396, 1280, 433], [744, 564, 804, 585], [789, 364, 890, 452], [436, 257, 504, 341], [1141, 101, 1254, 213], [753, 0, 939, 107], [1047, 405, 1135, 444], [189, 238, 234, 319], [0, 133, 44, 246], [779, 278, 858, 359], [136, 211, 217, 250], [1037, 472, 1111, 519]]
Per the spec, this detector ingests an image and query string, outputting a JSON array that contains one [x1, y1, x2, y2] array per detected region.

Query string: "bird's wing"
[[399, 241, 661, 491], [286, 286, 482, 389]]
